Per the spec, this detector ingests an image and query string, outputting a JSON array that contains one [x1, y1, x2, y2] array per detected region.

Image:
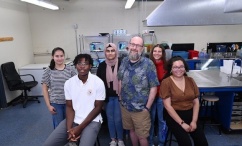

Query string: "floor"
[[0, 97, 242, 146]]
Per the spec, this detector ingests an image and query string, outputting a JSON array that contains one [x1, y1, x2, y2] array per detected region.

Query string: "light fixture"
[[21, 0, 59, 10], [125, 0, 135, 9]]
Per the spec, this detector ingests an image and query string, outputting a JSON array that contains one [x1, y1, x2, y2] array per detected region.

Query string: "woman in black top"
[[96, 43, 124, 146]]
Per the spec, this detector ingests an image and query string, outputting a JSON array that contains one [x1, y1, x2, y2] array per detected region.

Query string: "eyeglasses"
[[172, 66, 185, 70], [77, 62, 89, 66], [129, 43, 143, 48]]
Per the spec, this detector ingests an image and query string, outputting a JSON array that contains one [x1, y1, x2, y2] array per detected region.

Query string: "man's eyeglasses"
[[129, 43, 143, 49], [77, 62, 89, 66], [172, 66, 185, 70]]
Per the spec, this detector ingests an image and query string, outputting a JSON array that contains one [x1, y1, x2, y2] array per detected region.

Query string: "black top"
[[96, 60, 121, 102]]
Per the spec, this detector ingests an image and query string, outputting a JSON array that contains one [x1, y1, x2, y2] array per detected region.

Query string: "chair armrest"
[[20, 74, 36, 81]]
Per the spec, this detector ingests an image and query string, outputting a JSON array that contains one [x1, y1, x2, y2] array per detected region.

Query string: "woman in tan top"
[[160, 56, 208, 146]]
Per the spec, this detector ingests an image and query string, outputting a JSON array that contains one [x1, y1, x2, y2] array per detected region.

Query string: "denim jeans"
[[51, 103, 66, 129], [149, 97, 166, 146], [106, 96, 123, 140]]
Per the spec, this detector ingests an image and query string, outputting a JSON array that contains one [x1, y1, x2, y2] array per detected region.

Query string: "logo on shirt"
[[88, 89, 92, 95]]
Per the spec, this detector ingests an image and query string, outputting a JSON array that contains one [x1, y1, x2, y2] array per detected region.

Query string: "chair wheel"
[[38, 101, 40, 103]]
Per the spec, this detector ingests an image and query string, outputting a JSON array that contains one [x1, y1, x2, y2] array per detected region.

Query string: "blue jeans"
[[51, 103, 66, 129], [106, 96, 123, 140], [149, 97, 166, 146]]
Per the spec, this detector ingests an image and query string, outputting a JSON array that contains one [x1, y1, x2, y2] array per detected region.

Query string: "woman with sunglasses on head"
[[96, 43, 125, 146], [42, 47, 76, 129], [148, 44, 167, 146], [160, 56, 208, 146]]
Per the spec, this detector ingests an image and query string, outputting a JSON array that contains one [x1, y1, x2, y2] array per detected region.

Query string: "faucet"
[[230, 58, 242, 77]]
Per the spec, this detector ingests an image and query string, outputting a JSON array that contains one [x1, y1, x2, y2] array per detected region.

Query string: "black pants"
[[164, 109, 208, 146]]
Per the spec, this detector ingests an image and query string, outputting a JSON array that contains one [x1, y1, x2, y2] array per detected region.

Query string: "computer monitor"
[[171, 43, 194, 52], [89, 42, 104, 52], [216, 45, 226, 52], [92, 58, 105, 68], [118, 41, 128, 51], [207, 42, 242, 53]]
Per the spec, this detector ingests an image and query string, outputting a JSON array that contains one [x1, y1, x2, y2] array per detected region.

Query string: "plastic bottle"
[[199, 50, 205, 59]]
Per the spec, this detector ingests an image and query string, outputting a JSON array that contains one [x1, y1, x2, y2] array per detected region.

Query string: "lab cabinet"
[[230, 93, 242, 130]]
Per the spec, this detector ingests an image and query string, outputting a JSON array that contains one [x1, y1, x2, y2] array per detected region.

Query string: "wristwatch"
[[144, 106, 150, 111]]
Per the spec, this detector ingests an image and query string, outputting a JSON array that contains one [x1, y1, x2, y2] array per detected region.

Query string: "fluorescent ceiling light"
[[21, 0, 59, 10], [125, 0, 135, 9]]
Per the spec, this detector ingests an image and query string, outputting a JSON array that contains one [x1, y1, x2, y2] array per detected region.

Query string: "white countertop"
[[19, 64, 49, 70], [19, 60, 73, 70]]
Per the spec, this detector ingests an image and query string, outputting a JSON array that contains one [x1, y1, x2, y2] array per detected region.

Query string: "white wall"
[[1, 0, 242, 101], [25, 0, 242, 63], [28, 0, 159, 63], [0, 0, 34, 102]]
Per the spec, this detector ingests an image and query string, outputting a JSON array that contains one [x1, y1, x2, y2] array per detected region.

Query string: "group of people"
[[42, 36, 208, 146]]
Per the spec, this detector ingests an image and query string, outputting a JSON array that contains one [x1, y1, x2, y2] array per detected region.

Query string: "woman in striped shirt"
[[42, 47, 76, 129]]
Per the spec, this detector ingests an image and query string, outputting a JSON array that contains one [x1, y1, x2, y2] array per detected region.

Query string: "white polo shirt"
[[64, 72, 105, 124]]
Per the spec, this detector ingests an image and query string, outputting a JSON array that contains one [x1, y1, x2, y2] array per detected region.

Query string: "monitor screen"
[[92, 58, 105, 68], [207, 42, 242, 53], [216, 45, 226, 52], [171, 43, 194, 52], [89, 42, 104, 52], [98, 58, 105, 63], [118, 41, 128, 51]]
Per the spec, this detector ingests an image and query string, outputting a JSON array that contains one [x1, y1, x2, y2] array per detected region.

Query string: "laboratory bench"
[[186, 58, 241, 70], [187, 70, 242, 132]]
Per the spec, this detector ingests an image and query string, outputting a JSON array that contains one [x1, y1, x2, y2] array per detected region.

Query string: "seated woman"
[[160, 56, 208, 146]]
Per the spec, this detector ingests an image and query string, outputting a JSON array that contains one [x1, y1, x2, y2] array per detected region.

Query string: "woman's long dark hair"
[[49, 47, 65, 70], [163, 56, 189, 79], [149, 44, 167, 70]]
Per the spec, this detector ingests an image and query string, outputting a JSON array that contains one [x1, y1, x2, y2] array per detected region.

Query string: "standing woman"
[[149, 44, 167, 146], [42, 47, 76, 129], [160, 56, 208, 146], [96, 43, 125, 146]]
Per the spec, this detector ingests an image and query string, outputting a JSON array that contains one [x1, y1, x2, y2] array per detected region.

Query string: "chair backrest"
[[1, 62, 22, 91]]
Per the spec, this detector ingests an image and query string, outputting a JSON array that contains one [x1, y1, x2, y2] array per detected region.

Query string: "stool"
[[164, 129, 177, 146], [201, 95, 221, 135]]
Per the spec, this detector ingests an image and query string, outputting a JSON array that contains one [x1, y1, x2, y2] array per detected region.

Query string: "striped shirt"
[[42, 65, 76, 104]]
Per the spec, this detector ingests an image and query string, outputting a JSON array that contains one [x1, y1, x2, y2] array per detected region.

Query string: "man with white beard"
[[117, 36, 159, 146]]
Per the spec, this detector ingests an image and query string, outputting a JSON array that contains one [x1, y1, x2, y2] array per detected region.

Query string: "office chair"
[[1, 62, 40, 108]]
